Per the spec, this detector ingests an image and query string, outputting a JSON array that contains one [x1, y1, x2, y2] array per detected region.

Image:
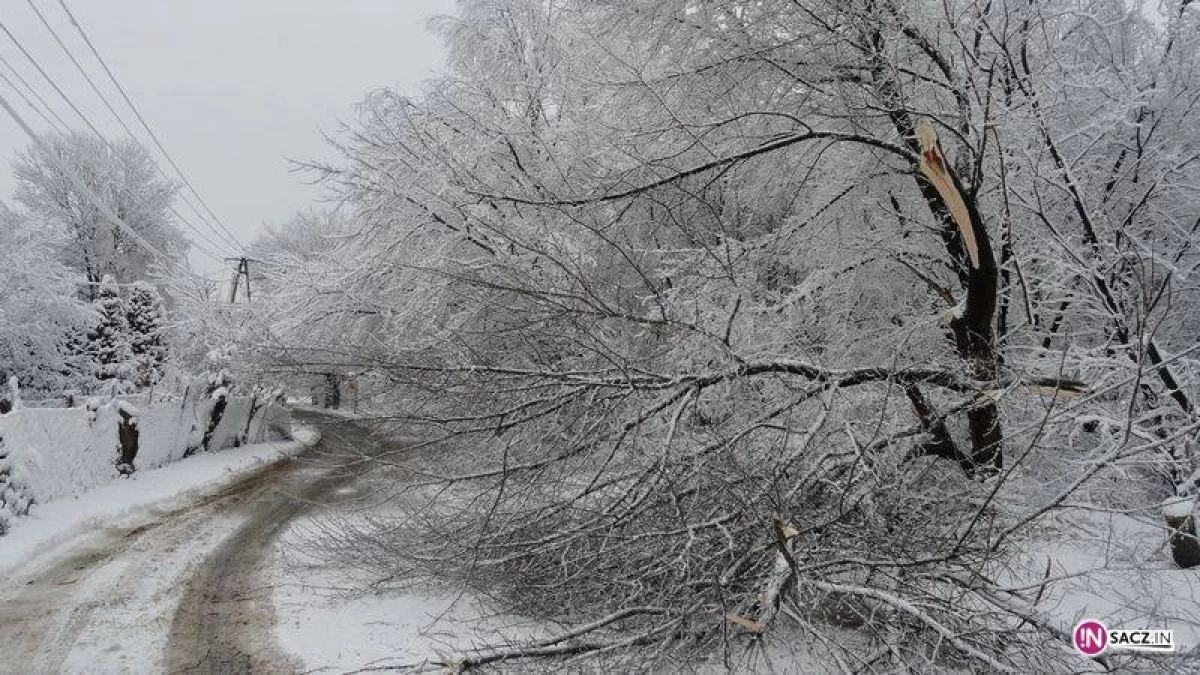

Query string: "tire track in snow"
[[165, 414, 388, 673], [0, 450, 302, 674], [0, 412, 372, 674]]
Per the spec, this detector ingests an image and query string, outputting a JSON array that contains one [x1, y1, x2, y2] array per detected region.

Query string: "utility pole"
[[225, 257, 257, 303]]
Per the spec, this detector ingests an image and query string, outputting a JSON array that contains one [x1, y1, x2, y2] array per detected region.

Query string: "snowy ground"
[[7, 412, 1195, 673], [1015, 509, 1200, 651], [270, 463, 549, 673], [0, 428, 319, 674], [272, 529, 543, 672]]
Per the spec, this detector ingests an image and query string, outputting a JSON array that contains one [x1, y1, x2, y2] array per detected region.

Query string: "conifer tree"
[[86, 275, 134, 392], [125, 281, 168, 387]]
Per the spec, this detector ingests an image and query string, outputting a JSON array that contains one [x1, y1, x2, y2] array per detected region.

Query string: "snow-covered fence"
[[0, 395, 291, 533]]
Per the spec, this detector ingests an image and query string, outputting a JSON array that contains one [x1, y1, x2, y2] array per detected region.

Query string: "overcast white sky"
[[0, 0, 455, 274]]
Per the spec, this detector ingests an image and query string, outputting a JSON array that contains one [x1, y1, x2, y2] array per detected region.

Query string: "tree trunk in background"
[[1165, 497, 1200, 568], [323, 373, 341, 409]]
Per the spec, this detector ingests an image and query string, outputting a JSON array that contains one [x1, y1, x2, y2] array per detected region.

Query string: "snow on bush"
[[0, 204, 95, 399], [0, 426, 36, 535]]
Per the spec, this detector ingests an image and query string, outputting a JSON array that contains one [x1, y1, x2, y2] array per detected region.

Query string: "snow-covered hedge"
[[0, 394, 290, 533]]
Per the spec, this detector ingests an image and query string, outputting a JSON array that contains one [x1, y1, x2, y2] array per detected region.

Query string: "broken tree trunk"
[[866, 18, 1003, 474], [914, 121, 1003, 473]]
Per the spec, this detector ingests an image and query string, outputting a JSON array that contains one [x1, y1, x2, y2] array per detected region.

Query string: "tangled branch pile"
[[236, 0, 1200, 671]]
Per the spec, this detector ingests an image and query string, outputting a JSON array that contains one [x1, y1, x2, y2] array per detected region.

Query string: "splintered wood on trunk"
[[870, 32, 1003, 473], [915, 121, 1003, 473]]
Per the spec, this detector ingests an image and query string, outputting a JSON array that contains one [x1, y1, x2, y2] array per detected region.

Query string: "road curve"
[[0, 410, 384, 674], [165, 412, 385, 673]]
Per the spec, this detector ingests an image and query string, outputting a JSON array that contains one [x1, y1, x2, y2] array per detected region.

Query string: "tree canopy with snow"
[[13, 132, 186, 297], [0, 203, 93, 396]]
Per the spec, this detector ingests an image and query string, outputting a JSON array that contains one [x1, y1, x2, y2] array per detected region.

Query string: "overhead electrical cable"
[[0, 60, 232, 265], [0, 65, 65, 131], [4, 7, 240, 263], [55, 0, 249, 253], [20, 0, 245, 256], [166, 205, 236, 262], [23, 0, 138, 140], [0, 17, 104, 137], [2, 3, 248, 277], [0, 51, 69, 129], [0, 68, 227, 265]]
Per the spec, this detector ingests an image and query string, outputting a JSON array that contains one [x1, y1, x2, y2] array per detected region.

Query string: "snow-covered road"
[[0, 411, 383, 674]]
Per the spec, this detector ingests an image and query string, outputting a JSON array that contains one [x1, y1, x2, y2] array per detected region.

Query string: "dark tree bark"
[[868, 43, 1003, 472], [239, 394, 262, 447], [936, 168, 1002, 472], [323, 373, 341, 409], [904, 384, 973, 472]]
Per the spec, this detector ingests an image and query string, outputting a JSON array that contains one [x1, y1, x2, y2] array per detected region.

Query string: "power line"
[[0, 17, 103, 137], [168, 205, 232, 263], [0, 64, 63, 131], [1, 4, 246, 275], [55, 0, 248, 254], [0, 87, 225, 265], [168, 183, 244, 253], [0, 51, 69, 130], [15, 0, 244, 258], [2, 14, 241, 265], [0, 60, 231, 266], [22, 0, 137, 140]]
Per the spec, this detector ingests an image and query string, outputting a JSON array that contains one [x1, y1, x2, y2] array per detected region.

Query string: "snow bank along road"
[[0, 410, 388, 674]]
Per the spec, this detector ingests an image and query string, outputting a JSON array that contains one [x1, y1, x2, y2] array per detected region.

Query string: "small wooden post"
[[117, 407, 139, 474], [202, 392, 228, 452]]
